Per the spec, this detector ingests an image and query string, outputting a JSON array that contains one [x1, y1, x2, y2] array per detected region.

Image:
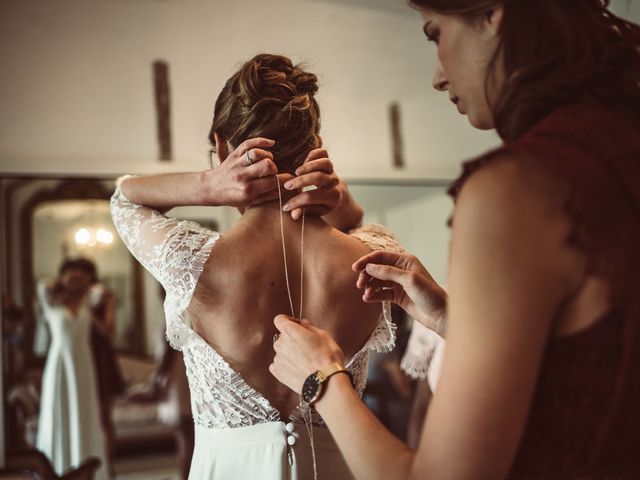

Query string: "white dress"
[[110, 180, 403, 480], [400, 321, 445, 392], [36, 283, 108, 479]]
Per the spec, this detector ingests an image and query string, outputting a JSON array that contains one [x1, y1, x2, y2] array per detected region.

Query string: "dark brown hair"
[[209, 54, 321, 174], [59, 257, 98, 283], [411, 0, 640, 141]]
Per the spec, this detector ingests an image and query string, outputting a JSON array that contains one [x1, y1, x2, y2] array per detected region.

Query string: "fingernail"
[[291, 210, 300, 220], [365, 264, 377, 274], [284, 182, 293, 190], [282, 204, 290, 212], [268, 139, 276, 144], [295, 168, 303, 176]]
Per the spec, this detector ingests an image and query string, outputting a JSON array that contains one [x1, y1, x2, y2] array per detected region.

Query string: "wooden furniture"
[[1, 450, 101, 480]]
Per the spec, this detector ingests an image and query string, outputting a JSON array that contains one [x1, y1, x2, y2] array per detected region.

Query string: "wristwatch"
[[301, 362, 353, 405]]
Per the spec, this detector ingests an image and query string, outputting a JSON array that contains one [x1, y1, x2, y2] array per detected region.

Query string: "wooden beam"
[[153, 60, 172, 161], [389, 102, 405, 169]]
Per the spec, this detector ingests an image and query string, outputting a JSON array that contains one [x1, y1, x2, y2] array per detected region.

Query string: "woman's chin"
[[466, 112, 495, 131]]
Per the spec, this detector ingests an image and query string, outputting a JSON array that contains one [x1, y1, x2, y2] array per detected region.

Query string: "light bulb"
[[96, 228, 114, 245], [75, 228, 91, 245]]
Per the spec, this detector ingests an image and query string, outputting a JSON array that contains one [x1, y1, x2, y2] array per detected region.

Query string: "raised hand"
[[207, 137, 287, 207], [352, 251, 448, 335], [280, 148, 341, 219], [280, 149, 364, 230]]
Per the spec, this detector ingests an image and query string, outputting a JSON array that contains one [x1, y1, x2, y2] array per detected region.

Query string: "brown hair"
[[59, 257, 98, 283], [410, 0, 640, 141], [209, 54, 321, 174]]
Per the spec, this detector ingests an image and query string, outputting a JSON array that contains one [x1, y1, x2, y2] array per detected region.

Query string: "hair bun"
[[289, 69, 319, 97], [211, 53, 322, 175]]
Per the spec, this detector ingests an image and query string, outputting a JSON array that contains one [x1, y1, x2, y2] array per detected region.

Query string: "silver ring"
[[273, 333, 279, 343], [246, 149, 253, 166]]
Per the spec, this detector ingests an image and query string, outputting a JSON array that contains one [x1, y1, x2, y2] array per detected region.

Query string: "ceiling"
[[305, 0, 414, 17]]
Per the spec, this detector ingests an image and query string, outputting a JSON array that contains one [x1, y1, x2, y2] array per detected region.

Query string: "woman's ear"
[[485, 4, 504, 35], [213, 132, 230, 163]]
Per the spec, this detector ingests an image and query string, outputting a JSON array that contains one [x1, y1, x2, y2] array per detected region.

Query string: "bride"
[[36, 259, 108, 479], [110, 53, 402, 479]]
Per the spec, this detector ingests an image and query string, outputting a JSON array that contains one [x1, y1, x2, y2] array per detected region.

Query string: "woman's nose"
[[432, 62, 448, 92]]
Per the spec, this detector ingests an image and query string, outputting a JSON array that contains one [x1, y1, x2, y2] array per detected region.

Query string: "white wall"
[[611, 0, 640, 19], [1, 0, 639, 180], [0, 0, 499, 180], [351, 183, 452, 284]]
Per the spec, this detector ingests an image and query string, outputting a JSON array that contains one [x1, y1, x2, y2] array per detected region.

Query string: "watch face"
[[302, 373, 322, 404]]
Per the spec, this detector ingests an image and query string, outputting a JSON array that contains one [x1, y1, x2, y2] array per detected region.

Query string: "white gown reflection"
[[36, 281, 107, 479]]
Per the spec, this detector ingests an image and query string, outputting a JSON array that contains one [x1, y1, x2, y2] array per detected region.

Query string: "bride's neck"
[[241, 191, 296, 221], [239, 193, 324, 230]]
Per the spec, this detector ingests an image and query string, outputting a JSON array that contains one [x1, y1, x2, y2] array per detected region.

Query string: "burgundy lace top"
[[449, 103, 640, 479]]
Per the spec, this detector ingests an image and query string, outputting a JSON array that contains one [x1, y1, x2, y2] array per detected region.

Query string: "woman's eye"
[[424, 28, 440, 45]]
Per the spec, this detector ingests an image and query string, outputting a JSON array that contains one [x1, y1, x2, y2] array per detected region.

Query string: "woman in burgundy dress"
[[271, 1, 640, 478]]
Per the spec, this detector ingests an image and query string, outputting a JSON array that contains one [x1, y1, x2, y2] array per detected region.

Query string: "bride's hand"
[[279, 148, 343, 220], [207, 137, 286, 207], [352, 251, 448, 335], [269, 315, 345, 394], [208, 142, 348, 221]]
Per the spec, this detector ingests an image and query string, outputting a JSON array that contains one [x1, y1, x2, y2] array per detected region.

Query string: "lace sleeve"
[[401, 321, 444, 382], [348, 223, 404, 255], [349, 223, 405, 353], [110, 176, 221, 350]]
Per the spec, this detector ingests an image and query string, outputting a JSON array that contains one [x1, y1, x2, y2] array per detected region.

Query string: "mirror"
[[2, 177, 145, 367], [2, 176, 159, 480], [32, 199, 142, 356]]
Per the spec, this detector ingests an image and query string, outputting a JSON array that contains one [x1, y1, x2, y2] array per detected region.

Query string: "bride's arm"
[[119, 138, 279, 211], [321, 177, 364, 231], [119, 141, 362, 229]]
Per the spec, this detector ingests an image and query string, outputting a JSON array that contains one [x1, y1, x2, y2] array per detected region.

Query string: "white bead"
[[285, 422, 295, 433], [287, 435, 296, 446]]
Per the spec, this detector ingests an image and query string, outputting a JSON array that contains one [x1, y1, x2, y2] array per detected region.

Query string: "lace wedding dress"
[[36, 282, 108, 480], [111, 180, 403, 479]]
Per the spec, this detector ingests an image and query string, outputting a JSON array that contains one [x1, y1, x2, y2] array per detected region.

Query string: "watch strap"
[[316, 362, 352, 385]]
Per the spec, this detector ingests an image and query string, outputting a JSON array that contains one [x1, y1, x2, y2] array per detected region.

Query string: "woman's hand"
[[280, 149, 364, 230], [352, 252, 448, 335], [208, 143, 362, 230], [270, 315, 345, 394], [280, 148, 341, 219], [206, 137, 283, 207]]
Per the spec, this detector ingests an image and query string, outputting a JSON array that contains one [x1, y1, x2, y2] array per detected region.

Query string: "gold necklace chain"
[[276, 178, 317, 480], [277, 179, 304, 319]]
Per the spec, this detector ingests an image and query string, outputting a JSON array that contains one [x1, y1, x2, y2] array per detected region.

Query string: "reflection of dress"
[[36, 282, 107, 479], [111, 182, 403, 479]]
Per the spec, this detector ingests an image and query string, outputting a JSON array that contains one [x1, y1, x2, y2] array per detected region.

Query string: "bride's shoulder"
[[348, 223, 404, 254]]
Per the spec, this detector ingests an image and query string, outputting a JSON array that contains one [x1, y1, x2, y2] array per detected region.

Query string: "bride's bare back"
[[188, 205, 383, 417]]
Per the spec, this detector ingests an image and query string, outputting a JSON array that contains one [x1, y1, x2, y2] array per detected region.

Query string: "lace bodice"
[[111, 179, 403, 429]]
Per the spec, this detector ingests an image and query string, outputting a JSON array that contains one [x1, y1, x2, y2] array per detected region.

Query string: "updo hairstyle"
[[209, 54, 321, 174]]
